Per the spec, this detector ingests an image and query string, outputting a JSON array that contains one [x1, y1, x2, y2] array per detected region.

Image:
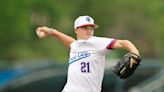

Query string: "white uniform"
[[62, 36, 115, 92]]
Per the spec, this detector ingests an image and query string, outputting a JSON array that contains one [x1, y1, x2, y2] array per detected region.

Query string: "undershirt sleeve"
[[106, 39, 117, 49]]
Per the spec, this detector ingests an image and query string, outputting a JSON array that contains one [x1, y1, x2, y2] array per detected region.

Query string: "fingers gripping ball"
[[112, 53, 141, 79], [36, 31, 46, 39]]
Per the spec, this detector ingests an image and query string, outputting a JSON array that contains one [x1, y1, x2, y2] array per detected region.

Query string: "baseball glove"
[[112, 52, 141, 79]]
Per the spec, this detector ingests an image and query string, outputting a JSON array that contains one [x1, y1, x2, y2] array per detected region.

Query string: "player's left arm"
[[111, 39, 140, 67], [111, 40, 139, 55]]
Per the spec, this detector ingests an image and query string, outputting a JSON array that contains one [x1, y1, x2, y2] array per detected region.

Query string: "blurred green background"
[[0, 0, 164, 62], [0, 0, 164, 92]]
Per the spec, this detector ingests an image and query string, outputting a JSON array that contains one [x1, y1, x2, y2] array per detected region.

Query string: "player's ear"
[[75, 29, 78, 34]]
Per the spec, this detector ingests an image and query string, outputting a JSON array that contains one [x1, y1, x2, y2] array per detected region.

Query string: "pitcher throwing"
[[36, 15, 140, 92]]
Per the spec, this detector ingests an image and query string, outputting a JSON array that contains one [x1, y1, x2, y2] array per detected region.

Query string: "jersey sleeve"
[[97, 37, 117, 55], [106, 39, 117, 49]]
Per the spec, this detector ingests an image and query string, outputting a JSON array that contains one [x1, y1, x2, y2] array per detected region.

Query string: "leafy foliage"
[[0, 0, 163, 62]]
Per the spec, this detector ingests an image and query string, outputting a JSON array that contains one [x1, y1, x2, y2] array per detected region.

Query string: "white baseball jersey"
[[62, 36, 116, 92]]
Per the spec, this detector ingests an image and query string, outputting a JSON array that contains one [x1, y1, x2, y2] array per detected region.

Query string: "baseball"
[[36, 31, 46, 38]]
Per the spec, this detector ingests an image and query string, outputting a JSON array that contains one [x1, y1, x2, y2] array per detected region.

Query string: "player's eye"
[[82, 27, 87, 29], [82, 26, 93, 30]]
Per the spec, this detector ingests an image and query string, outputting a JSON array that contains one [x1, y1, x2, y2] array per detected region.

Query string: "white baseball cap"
[[74, 15, 99, 29]]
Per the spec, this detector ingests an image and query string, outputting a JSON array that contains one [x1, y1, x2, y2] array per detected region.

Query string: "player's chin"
[[86, 34, 93, 37], [85, 35, 92, 39]]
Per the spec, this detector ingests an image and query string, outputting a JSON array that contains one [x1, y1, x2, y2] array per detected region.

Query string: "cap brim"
[[78, 24, 99, 29]]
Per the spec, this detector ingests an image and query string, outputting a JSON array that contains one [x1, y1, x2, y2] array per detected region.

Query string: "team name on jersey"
[[69, 51, 91, 64]]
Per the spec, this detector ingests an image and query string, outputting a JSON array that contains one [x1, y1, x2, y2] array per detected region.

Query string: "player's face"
[[75, 26, 94, 40]]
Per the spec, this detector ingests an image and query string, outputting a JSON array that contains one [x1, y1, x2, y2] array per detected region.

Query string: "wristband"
[[49, 28, 55, 35]]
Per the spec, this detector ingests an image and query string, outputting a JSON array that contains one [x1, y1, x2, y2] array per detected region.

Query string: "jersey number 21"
[[81, 62, 90, 73]]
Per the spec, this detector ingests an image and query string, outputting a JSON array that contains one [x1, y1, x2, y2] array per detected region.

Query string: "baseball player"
[[36, 15, 140, 92]]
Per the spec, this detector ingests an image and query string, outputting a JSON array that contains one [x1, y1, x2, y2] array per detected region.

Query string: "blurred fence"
[[0, 59, 163, 92], [129, 67, 164, 92], [105, 59, 164, 92]]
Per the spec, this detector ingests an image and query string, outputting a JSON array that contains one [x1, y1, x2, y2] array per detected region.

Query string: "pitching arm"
[[36, 26, 75, 48]]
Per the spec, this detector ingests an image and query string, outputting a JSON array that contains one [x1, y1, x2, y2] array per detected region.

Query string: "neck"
[[77, 36, 92, 40]]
